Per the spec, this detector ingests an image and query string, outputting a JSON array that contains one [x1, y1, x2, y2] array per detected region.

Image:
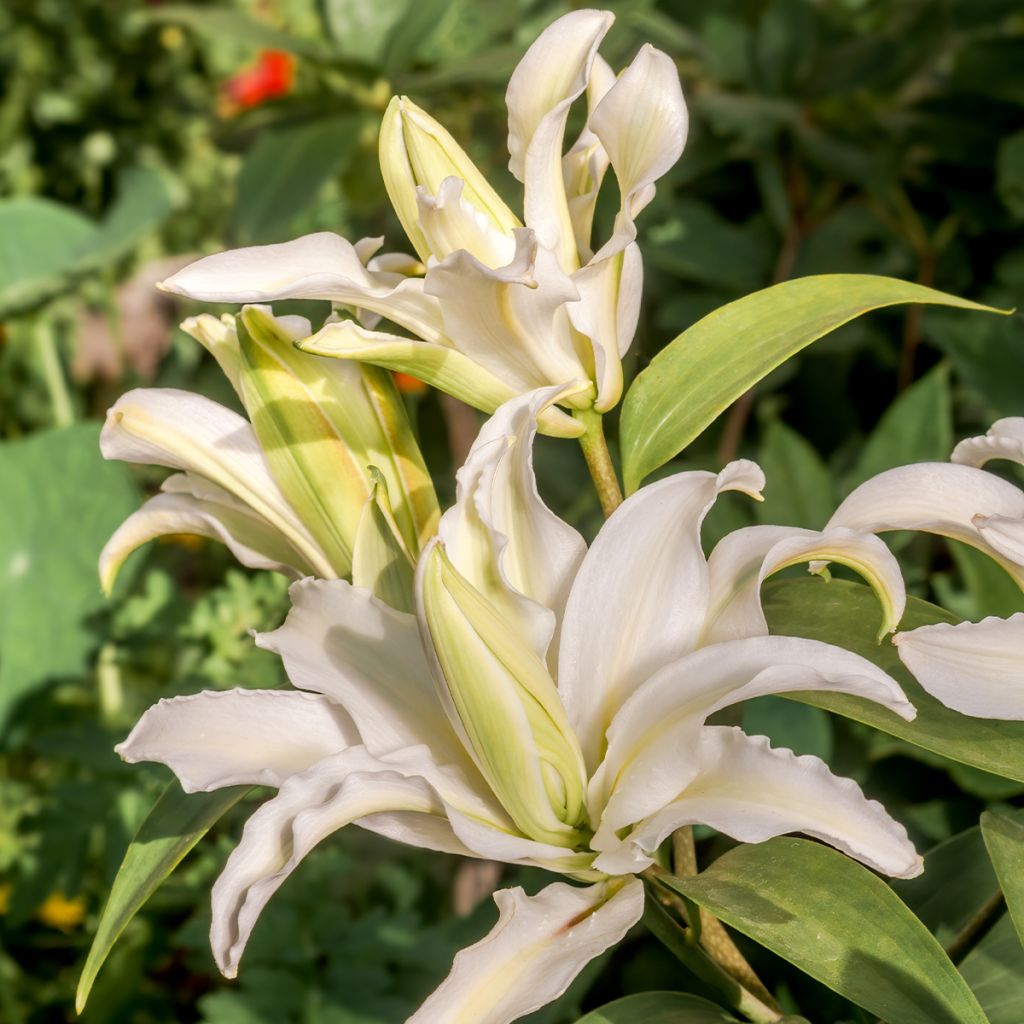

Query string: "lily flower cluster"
[[116, 387, 923, 1020], [158, 9, 688, 432], [96, 8, 1023, 1024]]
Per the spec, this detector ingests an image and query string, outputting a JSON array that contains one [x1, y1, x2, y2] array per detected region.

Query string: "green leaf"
[[843, 364, 952, 493], [742, 696, 832, 760], [755, 419, 834, 528], [893, 819, 1001, 947], [981, 811, 1024, 946], [620, 274, 1003, 493], [764, 577, 1024, 782], [959, 914, 1024, 1023], [77, 783, 249, 1013], [0, 424, 138, 727], [573, 991, 739, 1023], [380, 0, 449, 75], [74, 166, 176, 272], [0, 198, 96, 317], [230, 116, 361, 245], [665, 837, 988, 1024]]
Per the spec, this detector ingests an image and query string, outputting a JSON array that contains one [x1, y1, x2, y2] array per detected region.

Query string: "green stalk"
[[36, 318, 73, 428], [574, 408, 622, 518]]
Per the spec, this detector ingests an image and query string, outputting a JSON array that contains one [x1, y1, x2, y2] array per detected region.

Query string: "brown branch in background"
[[439, 393, 480, 468], [897, 246, 936, 391]]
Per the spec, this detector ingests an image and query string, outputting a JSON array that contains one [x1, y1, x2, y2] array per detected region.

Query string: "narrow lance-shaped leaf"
[[981, 810, 1024, 947], [765, 577, 1024, 784], [665, 837, 988, 1024], [620, 274, 1006, 493], [77, 784, 248, 1013]]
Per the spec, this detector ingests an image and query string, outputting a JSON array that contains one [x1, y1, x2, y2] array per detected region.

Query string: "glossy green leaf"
[[620, 274, 1002, 492], [764, 577, 1024, 783], [842, 364, 952, 493], [0, 425, 138, 726], [573, 991, 739, 1023], [665, 837, 988, 1024], [77, 783, 248, 1013], [981, 811, 1024, 946]]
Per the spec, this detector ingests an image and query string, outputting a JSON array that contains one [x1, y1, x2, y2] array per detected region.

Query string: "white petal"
[[569, 241, 643, 411], [558, 461, 766, 772], [440, 386, 587, 661], [826, 463, 1024, 586], [443, 807, 598, 877], [507, 10, 615, 269], [591, 635, 914, 840], [702, 525, 906, 645], [416, 177, 517, 268], [180, 313, 243, 400], [116, 688, 358, 792], [255, 578, 469, 771], [98, 486, 311, 594], [562, 54, 616, 262], [161, 233, 447, 345], [101, 388, 332, 577], [424, 229, 589, 393], [407, 877, 643, 1024], [596, 727, 921, 879], [211, 745, 472, 977], [895, 613, 1024, 720], [591, 44, 687, 219], [976, 513, 1024, 567], [951, 417, 1024, 469], [298, 319, 585, 438]]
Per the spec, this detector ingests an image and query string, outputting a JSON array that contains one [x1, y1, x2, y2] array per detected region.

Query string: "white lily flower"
[[118, 388, 921, 1023], [824, 417, 1024, 719], [100, 306, 437, 599], [157, 9, 688, 425]]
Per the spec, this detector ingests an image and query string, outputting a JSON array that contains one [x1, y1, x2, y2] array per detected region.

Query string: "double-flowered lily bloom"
[[100, 305, 437, 608], [117, 388, 923, 1024], [157, 9, 688, 432], [823, 417, 1024, 720]]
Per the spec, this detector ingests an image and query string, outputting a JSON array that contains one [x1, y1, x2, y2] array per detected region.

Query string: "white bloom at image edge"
[[117, 382, 924, 1024], [824, 416, 1024, 720]]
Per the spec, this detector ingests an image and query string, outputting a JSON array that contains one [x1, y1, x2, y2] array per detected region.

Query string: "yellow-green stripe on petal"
[[418, 541, 588, 848]]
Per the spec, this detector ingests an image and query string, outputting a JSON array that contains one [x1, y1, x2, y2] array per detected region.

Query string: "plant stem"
[[575, 408, 622, 518], [945, 890, 1006, 965], [643, 883, 782, 1023], [36, 318, 73, 428]]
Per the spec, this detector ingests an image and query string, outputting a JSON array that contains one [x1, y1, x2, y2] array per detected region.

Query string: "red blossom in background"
[[221, 50, 295, 111]]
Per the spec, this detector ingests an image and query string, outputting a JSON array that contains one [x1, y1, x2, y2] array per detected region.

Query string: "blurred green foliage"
[[1, 0, 1023, 1021]]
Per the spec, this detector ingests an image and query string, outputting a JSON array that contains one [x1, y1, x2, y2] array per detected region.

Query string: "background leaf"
[[0, 424, 138, 727], [573, 991, 739, 1023]]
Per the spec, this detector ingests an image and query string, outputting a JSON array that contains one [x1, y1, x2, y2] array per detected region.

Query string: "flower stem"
[[36, 318, 73, 428], [574, 408, 622, 518], [642, 882, 782, 1023]]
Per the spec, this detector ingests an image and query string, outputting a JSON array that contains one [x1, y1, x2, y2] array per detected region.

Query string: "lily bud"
[[379, 95, 520, 265], [352, 468, 415, 614], [418, 541, 588, 848], [238, 306, 439, 578]]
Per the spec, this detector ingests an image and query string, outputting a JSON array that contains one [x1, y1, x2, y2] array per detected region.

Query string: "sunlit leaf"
[[981, 811, 1024, 946], [77, 783, 249, 1013], [620, 274, 1002, 493]]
